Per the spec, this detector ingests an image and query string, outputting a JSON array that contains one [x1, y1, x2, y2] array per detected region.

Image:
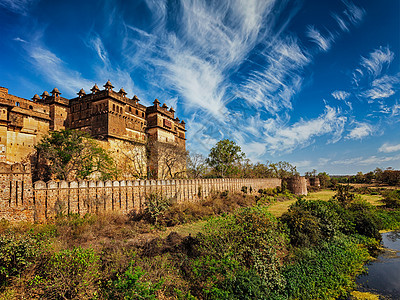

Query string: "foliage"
[[333, 184, 356, 207], [207, 139, 245, 178], [381, 189, 400, 208], [34, 129, 116, 181], [144, 193, 171, 225], [0, 234, 37, 287], [31, 247, 101, 299], [280, 199, 343, 248], [283, 235, 370, 299], [192, 206, 287, 298], [107, 263, 163, 300]]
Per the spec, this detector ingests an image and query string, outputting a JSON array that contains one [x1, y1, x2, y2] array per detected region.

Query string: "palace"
[[0, 81, 186, 179]]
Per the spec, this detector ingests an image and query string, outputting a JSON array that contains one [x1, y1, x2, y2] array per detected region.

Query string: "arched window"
[[15, 102, 20, 107]]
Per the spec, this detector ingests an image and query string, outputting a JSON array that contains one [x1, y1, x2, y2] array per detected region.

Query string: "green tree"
[[207, 139, 245, 178], [34, 129, 116, 181]]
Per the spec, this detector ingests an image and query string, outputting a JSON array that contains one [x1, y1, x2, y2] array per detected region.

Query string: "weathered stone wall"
[[0, 171, 286, 222], [284, 176, 308, 195], [0, 162, 34, 222], [32, 178, 282, 222]]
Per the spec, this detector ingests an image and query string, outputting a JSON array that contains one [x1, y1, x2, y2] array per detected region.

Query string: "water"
[[356, 231, 400, 298]]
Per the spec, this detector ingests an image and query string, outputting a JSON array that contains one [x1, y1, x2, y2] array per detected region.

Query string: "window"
[[29, 105, 33, 109], [113, 104, 115, 111], [15, 102, 20, 107], [135, 109, 138, 115]]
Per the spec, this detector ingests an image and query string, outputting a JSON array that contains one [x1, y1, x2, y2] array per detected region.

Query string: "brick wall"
[[32, 178, 282, 221], [1, 165, 304, 222]]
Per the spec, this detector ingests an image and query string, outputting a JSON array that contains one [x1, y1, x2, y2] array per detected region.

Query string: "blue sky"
[[0, 0, 399, 175]]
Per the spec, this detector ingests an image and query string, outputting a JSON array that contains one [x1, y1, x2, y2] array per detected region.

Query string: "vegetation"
[[33, 129, 116, 181], [1, 186, 400, 299]]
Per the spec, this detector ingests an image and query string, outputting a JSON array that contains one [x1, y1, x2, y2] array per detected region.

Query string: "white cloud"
[[346, 122, 373, 140], [89, 36, 109, 65], [0, 0, 36, 15], [363, 75, 399, 100], [306, 26, 333, 52], [239, 36, 309, 114], [263, 105, 346, 153], [343, 0, 366, 26], [360, 46, 394, 78], [332, 90, 350, 100], [379, 143, 400, 153], [332, 13, 349, 32], [28, 45, 93, 95]]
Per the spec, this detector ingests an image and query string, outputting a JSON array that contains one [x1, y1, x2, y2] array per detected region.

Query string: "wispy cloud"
[[332, 13, 349, 32], [360, 46, 394, 78], [362, 75, 399, 100], [379, 143, 400, 153], [332, 90, 350, 100], [263, 105, 346, 153], [28, 45, 93, 95], [306, 26, 333, 52], [239, 36, 310, 114], [346, 122, 373, 140], [333, 154, 400, 166], [343, 0, 366, 26], [0, 0, 36, 15]]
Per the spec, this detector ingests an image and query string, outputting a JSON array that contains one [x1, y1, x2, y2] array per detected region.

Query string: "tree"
[[33, 129, 116, 181], [147, 140, 188, 179], [207, 139, 245, 178], [187, 153, 208, 179], [269, 161, 299, 179]]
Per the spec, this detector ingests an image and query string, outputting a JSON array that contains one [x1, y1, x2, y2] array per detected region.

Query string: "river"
[[356, 231, 400, 298]]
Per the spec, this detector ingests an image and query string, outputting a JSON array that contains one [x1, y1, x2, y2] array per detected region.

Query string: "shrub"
[[31, 247, 101, 299], [0, 234, 37, 287], [192, 206, 287, 297], [106, 263, 163, 300], [144, 193, 171, 225], [283, 236, 370, 299], [333, 184, 356, 207], [381, 189, 400, 208], [280, 199, 343, 247]]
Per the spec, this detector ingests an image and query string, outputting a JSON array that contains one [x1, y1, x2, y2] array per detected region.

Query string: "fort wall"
[[0, 163, 286, 222]]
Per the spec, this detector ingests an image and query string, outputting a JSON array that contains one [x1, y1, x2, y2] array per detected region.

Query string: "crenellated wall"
[[0, 165, 285, 222], [32, 178, 281, 221]]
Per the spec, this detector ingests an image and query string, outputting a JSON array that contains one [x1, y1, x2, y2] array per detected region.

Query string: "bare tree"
[[148, 140, 188, 179], [187, 153, 208, 178]]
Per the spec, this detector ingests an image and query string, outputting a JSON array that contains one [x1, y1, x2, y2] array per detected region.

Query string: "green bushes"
[[381, 189, 400, 208], [0, 234, 37, 287], [283, 236, 370, 299], [31, 247, 101, 299], [190, 206, 287, 298], [106, 263, 162, 300]]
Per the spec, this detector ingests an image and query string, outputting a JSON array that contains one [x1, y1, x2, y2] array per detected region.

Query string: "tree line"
[[31, 130, 298, 182]]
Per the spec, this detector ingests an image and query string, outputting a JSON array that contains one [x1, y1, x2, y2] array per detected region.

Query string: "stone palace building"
[[0, 81, 186, 179]]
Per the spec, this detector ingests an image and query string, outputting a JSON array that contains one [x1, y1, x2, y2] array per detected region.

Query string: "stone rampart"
[[0, 162, 34, 222], [1, 165, 309, 222], [32, 178, 281, 222]]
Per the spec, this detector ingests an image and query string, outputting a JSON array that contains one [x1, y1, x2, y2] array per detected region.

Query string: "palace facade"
[[0, 81, 186, 179]]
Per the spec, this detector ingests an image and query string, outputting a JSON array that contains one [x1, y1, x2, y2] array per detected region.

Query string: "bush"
[[280, 199, 343, 247], [191, 206, 287, 298], [144, 193, 171, 225], [283, 236, 370, 299], [0, 234, 37, 287], [106, 263, 163, 300], [31, 247, 101, 299], [381, 189, 400, 208]]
